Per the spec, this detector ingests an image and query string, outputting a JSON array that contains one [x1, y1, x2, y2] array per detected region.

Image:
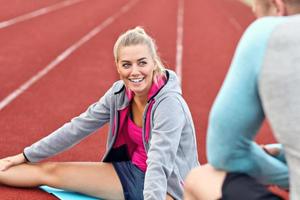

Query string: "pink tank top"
[[127, 116, 147, 172], [115, 74, 167, 172]]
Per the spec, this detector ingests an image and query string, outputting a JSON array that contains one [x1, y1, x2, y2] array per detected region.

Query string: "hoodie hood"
[[152, 70, 182, 101]]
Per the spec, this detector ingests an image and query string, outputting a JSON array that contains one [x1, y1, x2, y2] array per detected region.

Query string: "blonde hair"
[[113, 26, 166, 76]]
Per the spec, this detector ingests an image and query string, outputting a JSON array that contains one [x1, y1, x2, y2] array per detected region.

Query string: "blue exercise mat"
[[40, 186, 101, 200]]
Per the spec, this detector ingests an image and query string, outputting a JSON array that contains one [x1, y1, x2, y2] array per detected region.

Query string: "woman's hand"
[[0, 153, 27, 171]]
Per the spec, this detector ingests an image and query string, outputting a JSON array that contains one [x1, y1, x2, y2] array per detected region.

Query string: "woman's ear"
[[272, 0, 288, 16]]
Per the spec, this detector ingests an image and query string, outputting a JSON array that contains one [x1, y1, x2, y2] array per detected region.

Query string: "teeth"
[[129, 78, 144, 83]]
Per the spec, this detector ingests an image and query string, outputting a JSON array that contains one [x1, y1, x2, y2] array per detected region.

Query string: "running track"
[[0, 0, 276, 199]]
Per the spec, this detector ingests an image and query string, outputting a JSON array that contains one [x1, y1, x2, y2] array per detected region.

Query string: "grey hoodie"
[[24, 70, 200, 200]]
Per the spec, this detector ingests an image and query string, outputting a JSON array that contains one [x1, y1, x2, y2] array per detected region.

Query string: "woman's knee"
[[38, 162, 61, 184]]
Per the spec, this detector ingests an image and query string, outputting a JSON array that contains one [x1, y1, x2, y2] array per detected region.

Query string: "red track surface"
[[0, 0, 276, 199]]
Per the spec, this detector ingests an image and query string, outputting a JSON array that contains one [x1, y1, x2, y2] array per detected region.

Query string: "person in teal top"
[[184, 0, 300, 199]]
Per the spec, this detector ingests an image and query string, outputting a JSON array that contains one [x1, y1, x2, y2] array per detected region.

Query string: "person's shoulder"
[[110, 80, 125, 93], [274, 14, 300, 36], [248, 16, 283, 31], [234, 17, 285, 52]]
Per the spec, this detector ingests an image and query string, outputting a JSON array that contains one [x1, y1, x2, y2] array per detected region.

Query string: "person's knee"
[[39, 162, 60, 184], [184, 165, 210, 196], [184, 164, 225, 200]]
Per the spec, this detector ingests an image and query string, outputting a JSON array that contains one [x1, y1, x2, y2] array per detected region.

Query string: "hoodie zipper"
[[142, 100, 152, 152]]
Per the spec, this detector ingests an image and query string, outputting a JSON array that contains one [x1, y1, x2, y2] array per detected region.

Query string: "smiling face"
[[116, 44, 157, 98]]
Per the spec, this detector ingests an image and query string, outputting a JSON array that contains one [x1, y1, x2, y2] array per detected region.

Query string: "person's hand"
[[261, 144, 281, 156], [0, 153, 26, 171], [260, 143, 286, 163]]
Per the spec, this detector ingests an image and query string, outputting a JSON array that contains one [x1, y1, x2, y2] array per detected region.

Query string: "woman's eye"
[[122, 63, 131, 68], [139, 61, 147, 66]]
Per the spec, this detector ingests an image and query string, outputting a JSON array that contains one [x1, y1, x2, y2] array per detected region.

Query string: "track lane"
[[0, 0, 130, 100], [0, 0, 140, 111], [0, 0, 62, 21], [0, 0, 85, 29], [182, 0, 275, 163]]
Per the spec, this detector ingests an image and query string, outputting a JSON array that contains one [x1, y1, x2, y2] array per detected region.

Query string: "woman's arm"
[[144, 95, 186, 199], [23, 87, 113, 163]]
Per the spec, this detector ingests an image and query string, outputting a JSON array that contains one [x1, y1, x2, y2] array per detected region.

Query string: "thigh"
[[221, 173, 282, 200], [42, 162, 124, 200]]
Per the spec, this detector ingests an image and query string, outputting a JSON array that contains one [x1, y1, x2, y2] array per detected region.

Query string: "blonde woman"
[[0, 27, 199, 200]]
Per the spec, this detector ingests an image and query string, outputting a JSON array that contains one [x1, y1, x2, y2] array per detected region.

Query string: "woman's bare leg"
[[0, 162, 124, 200], [184, 164, 226, 200]]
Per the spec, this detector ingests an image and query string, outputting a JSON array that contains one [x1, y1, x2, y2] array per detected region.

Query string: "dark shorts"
[[112, 161, 145, 200], [221, 173, 282, 200]]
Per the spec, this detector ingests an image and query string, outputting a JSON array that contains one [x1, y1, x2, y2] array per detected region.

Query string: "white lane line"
[[175, 0, 184, 85], [228, 17, 242, 31], [0, 0, 84, 29], [0, 0, 140, 111]]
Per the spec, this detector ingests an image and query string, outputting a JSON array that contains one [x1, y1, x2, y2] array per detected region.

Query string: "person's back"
[[184, 1, 300, 198], [260, 14, 300, 199]]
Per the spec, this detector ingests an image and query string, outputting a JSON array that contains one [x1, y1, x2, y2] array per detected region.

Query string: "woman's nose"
[[131, 64, 140, 74]]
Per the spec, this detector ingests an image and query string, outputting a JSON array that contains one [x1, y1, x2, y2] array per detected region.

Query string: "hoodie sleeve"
[[143, 95, 185, 200], [23, 87, 113, 162]]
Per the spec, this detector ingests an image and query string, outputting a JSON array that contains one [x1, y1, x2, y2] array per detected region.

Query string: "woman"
[[0, 27, 199, 200]]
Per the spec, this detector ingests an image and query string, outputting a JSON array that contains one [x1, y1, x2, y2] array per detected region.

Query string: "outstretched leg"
[[0, 162, 124, 200]]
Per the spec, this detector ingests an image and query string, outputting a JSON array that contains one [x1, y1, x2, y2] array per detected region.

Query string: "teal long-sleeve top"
[[207, 17, 289, 188]]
